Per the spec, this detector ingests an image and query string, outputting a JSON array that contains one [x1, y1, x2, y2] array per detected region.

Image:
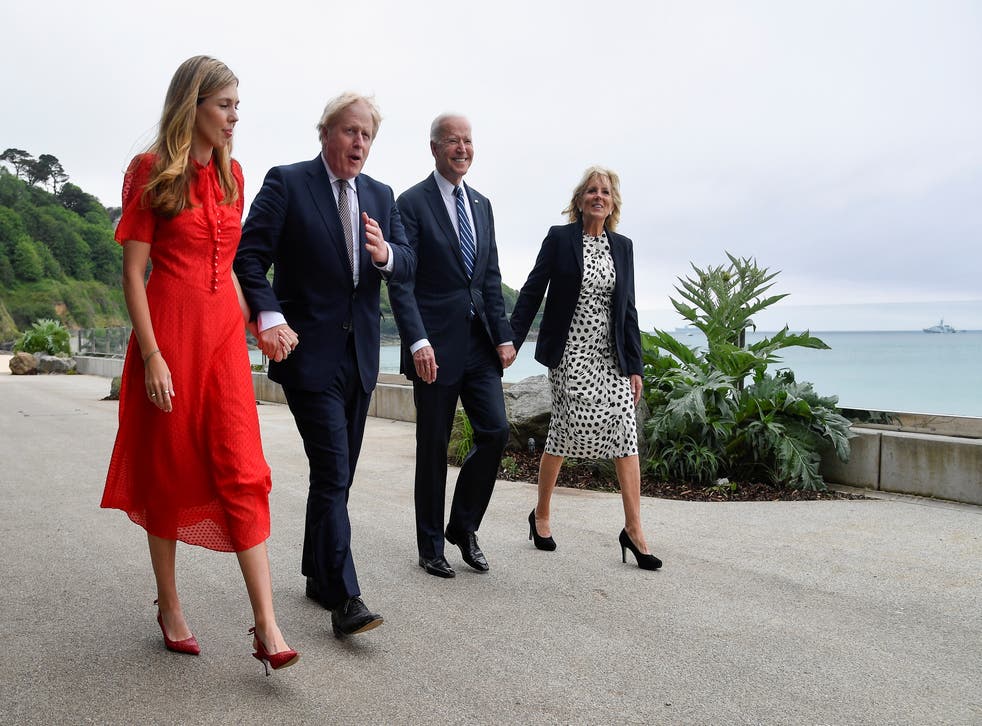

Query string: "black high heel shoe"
[[528, 510, 557, 551], [619, 529, 662, 570]]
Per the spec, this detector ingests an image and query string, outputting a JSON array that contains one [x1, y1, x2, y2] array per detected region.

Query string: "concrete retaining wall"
[[820, 427, 982, 506], [75, 356, 124, 378]]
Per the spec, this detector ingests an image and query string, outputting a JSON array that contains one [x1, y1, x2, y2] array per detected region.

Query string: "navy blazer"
[[510, 222, 643, 376], [388, 174, 512, 385], [234, 156, 414, 393]]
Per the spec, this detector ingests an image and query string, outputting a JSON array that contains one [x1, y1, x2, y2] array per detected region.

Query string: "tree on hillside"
[[50, 159, 69, 194], [0, 149, 32, 180], [11, 236, 43, 281], [2, 150, 70, 194], [25, 154, 66, 192], [59, 183, 103, 218]]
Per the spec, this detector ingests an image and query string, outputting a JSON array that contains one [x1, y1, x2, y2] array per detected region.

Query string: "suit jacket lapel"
[[354, 175, 371, 280], [424, 176, 469, 276], [607, 230, 627, 314], [464, 185, 488, 274], [571, 222, 584, 275], [304, 157, 351, 275]]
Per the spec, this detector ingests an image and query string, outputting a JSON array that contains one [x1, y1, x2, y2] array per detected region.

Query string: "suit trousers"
[[283, 335, 369, 608], [413, 319, 509, 558]]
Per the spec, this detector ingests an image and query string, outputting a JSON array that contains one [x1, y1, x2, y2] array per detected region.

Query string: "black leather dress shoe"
[[418, 555, 456, 578], [445, 527, 489, 572], [305, 577, 330, 610], [331, 596, 383, 639]]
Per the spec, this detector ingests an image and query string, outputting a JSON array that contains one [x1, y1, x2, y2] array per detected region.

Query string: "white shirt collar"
[[433, 170, 465, 197], [322, 153, 354, 190]]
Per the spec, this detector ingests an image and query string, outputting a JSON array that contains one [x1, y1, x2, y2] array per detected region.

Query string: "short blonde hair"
[[316, 92, 382, 141], [562, 165, 622, 232]]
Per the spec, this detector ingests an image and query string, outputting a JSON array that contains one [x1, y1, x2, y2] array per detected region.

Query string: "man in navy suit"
[[388, 114, 515, 579], [234, 93, 414, 637]]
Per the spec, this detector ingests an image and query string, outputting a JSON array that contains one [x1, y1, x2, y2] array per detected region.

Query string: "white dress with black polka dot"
[[545, 231, 638, 459]]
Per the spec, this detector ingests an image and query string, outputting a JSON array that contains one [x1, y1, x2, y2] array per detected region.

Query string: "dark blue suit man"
[[388, 114, 515, 579], [234, 94, 414, 638]]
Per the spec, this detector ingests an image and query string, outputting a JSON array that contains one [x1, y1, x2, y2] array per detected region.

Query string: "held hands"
[[144, 351, 175, 413], [630, 374, 643, 405], [413, 345, 438, 384], [259, 323, 299, 363], [362, 212, 389, 265], [497, 343, 517, 369]]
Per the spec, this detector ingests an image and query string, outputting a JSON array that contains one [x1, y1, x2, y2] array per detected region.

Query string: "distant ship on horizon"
[[923, 318, 957, 334]]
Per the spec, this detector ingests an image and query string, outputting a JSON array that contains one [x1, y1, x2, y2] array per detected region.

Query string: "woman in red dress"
[[102, 56, 298, 675]]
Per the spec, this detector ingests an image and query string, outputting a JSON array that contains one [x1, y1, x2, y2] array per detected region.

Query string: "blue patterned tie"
[[454, 186, 476, 278]]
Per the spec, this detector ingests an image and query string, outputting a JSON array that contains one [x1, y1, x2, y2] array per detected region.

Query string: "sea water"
[[379, 330, 982, 417]]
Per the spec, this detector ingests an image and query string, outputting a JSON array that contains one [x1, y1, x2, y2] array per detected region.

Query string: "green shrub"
[[643, 253, 853, 491], [14, 317, 70, 356]]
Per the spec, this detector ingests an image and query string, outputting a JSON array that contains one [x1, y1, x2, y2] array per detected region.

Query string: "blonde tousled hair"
[[316, 92, 382, 142], [143, 55, 239, 217], [562, 165, 623, 232]]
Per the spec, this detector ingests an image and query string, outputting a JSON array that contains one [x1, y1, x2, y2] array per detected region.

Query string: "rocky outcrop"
[[9, 352, 38, 375], [9, 353, 77, 374], [36, 355, 77, 374], [504, 375, 552, 450]]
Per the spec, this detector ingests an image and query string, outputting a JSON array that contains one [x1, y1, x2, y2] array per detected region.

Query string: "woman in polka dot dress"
[[510, 166, 661, 570]]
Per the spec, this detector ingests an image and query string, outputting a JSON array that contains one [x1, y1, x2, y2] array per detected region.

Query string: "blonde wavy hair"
[[142, 55, 239, 217], [562, 165, 622, 232]]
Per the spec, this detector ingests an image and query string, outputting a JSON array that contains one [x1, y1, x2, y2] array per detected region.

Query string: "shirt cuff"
[[410, 338, 431, 354], [497, 341, 513, 347], [372, 241, 394, 275], [258, 311, 287, 332]]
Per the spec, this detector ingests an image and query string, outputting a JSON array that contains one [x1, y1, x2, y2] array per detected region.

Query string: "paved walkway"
[[1, 364, 980, 725]]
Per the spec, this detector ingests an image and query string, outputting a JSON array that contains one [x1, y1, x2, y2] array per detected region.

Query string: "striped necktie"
[[337, 179, 357, 283], [454, 186, 476, 278]]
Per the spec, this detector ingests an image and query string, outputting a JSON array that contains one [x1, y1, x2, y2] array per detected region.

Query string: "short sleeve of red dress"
[[114, 154, 157, 245]]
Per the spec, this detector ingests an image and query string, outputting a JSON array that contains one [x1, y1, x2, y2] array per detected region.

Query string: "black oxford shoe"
[[331, 596, 383, 639], [418, 555, 456, 578], [445, 527, 489, 572]]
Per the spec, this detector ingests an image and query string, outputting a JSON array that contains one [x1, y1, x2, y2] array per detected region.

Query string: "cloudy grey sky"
[[4, 0, 981, 329]]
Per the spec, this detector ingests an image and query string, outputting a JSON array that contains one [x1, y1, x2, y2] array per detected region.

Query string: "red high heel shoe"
[[154, 600, 200, 655], [249, 627, 299, 676]]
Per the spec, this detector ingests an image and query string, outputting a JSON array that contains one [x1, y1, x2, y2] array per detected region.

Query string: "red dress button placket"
[[211, 218, 221, 293]]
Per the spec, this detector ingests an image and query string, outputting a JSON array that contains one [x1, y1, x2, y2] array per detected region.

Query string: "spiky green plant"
[[14, 317, 70, 356], [643, 254, 852, 491]]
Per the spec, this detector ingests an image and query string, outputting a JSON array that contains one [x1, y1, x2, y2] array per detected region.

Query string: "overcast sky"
[[4, 0, 981, 329]]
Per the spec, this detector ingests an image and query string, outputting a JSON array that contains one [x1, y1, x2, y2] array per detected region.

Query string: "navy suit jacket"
[[388, 174, 512, 385], [234, 156, 414, 393], [509, 222, 643, 376]]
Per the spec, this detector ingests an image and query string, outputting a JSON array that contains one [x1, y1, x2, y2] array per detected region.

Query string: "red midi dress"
[[101, 154, 272, 553]]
